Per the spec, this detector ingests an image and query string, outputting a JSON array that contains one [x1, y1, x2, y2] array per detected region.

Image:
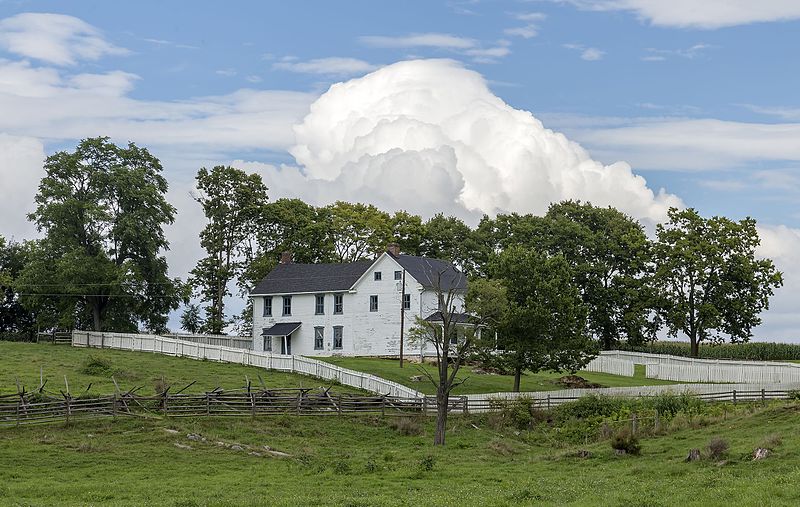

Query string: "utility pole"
[[399, 269, 406, 368]]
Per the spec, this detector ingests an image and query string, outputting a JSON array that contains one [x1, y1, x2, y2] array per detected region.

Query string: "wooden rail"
[[1, 388, 795, 428]]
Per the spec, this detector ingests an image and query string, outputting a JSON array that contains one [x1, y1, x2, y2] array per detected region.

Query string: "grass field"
[[1, 342, 798, 506], [0, 342, 359, 396], [317, 356, 678, 395], [1, 400, 798, 506]]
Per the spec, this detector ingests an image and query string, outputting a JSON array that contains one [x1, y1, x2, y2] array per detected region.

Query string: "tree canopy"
[[18, 137, 183, 332], [653, 208, 783, 357]]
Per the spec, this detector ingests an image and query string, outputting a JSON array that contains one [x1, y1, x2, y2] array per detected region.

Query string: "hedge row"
[[618, 341, 800, 361]]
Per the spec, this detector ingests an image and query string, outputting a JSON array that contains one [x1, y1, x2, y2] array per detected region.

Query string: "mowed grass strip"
[[0, 342, 362, 396], [317, 357, 678, 395], [1, 402, 799, 506]]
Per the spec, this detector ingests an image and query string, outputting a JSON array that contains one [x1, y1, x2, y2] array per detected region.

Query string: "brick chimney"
[[279, 251, 293, 264], [386, 243, 401, 257]]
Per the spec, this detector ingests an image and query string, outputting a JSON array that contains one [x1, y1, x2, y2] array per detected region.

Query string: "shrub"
[[418, 454, 436, 472], [332, 459, 351, 475], [610, 429, 641, 455], [707, 437, 729, 460], [153, 375, 168, 394], [787, 390, 800, 402], [388, 416, 424, 436], [80, 355, 115, 376], [505, 397, 535, 430], [648, 392, 704, 418], [760, 433, 782, 450]]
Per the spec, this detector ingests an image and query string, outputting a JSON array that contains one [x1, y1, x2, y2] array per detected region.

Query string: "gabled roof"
[[251, 260, 372, 295], [250, 252, 467, 296], [391, 253, 467, 292]]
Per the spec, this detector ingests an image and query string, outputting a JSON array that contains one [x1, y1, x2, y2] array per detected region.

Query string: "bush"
[[388, 416, 424, 436], [707, 437, 729, 460], [80, 355, 115, 376], [610, 429, 641, 455], [760, 433, 782, 450], [418, 454, 436, 472]]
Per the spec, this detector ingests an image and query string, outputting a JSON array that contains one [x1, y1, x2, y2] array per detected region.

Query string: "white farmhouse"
[[250, 244, 467, 356]]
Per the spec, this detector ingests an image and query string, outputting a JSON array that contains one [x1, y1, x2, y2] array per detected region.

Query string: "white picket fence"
[[70, 331, 800, 410], [71, 331, 421, 398], [582, 355, 635, 377], [595, 350, 800, 384], [163, 333, 252, 349]]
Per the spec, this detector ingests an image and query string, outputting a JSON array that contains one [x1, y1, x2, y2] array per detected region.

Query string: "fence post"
[[206, 393, 210, 416], [15, 399, 20, 427], [631, 413, 638, 435], [422, 396, 428, 414], [732, 389, 737, 404], [761, 388, 766, 405], [547, 394, 551, 410], [112, 394, 117, 419], [462, 396, 469, 415], [654, 409, 660, 432], [64, 396, 71, 425], [382, 396, 386, 417]]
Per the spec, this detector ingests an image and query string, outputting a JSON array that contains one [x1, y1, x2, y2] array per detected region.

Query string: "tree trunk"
[[91, 302, 102, 331], [434, 385, 448, 446], [513, 367, 522, 392], [690, 338, 699, 358]]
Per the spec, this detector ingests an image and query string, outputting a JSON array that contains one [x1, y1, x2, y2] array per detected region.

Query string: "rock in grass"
[[685, 449, 701, 462], [753, 448, 771, 460], [187, 433, 205, 442]]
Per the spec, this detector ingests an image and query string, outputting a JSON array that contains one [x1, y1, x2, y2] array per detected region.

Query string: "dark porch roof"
[[424, 312, 475, 325], [261, 322, 302, 336]]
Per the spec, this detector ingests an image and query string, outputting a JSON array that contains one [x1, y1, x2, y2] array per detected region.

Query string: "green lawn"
[[0, 342, 360, 396], [1, 401, 798, 506], [318, 356, 677, 395]]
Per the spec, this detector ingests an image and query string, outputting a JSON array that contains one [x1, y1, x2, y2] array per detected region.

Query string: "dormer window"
[[374, 271, 382, 281]]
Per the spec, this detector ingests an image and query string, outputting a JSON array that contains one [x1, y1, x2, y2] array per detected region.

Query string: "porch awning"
[[424, 312, 475, 325], [261, 322, 301, 336]]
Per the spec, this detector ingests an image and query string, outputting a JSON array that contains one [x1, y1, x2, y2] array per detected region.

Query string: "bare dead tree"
[[409, 269, 474, 446]]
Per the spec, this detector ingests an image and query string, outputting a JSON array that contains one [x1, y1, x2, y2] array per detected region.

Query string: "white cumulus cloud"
[[283, 59, 681, 226], [0, 12, 129, 66]]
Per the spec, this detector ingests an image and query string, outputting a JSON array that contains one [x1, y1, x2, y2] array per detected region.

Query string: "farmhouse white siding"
[[251, 251, 466, 357]]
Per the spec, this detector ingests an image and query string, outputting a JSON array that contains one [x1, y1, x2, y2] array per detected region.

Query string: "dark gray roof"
[[251, 261, 372, 295], [424, 312, 474, 324], [261, 322, 302, 336], [392, 254, 467, 292]]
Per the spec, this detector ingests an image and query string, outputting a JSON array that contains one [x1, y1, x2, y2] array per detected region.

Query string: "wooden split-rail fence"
[[1, 387, 794, 428]]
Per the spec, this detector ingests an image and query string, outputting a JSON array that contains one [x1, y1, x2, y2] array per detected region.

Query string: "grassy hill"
[[318, 356, 678, 395], [0, 342, 360, 396], [0, 395, 798, 505]]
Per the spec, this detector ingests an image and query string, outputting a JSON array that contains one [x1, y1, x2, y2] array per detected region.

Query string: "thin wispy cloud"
[[564, 43, 605, 61], [504, 12, 546, 38], [0, 12, 129, 66], [360, 33, 476, 49], [360, 32, 512, 63], [556, 0, 800, 29], [643, 43, 714, 61], [273, 57, 377, 77]]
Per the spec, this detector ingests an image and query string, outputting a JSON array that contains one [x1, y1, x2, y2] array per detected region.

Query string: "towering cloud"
[[286, 59, 682, 225]]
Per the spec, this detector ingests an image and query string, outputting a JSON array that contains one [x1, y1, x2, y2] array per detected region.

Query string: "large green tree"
[[0, 237, 36, 335], [326, 201, 392, 262], [19, 137, 182, 332], [420, 213, 484, 274], [190, 165, 269, 334], [489, 246, 596, 391], [653, 208, 783, 357], [542, 201, 658, 349]]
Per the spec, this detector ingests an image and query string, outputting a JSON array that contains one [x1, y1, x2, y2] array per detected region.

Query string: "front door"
[[281, 335, 292, 355]]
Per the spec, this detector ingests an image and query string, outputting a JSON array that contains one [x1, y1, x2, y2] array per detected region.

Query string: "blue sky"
[[0, 0, 798, 339]]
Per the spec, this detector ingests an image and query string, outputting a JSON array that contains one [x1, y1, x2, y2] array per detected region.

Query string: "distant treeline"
[[618, 341, 800, 361]]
